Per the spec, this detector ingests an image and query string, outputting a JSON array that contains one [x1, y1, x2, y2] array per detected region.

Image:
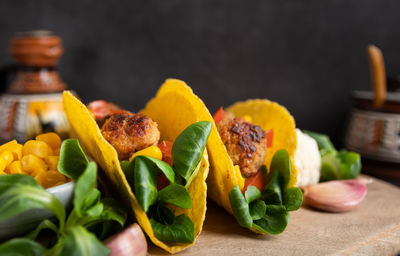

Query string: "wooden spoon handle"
[[367, 45, 387, 108]]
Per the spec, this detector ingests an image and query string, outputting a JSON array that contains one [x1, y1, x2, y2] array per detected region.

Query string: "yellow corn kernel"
[[36, 171, 66, 188], [44, 156, 59, 171], [21, 154, 48, 174], [0, 151, 14, 166], [34, 172, 47, 187], [22, 140, 53, 158], [36, 133, 61, 151], [8, 161, 26, 175], [234, 165, 245, 190], [242, 115, 253, 123], [0, 158, 5, 173], [8, 143, 23, 160], [31, 168, 46, 178], [0, 140, 18, 153], [129, 145, 162, 162]]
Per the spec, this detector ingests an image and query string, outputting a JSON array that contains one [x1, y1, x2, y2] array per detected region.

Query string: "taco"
[[150, 79, 303, 234], [62, 90, 211, 254]]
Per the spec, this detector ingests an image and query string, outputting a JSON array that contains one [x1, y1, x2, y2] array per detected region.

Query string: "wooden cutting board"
[[149, 177, 400, 255]]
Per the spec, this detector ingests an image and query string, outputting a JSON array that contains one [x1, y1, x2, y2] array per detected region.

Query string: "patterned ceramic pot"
[[345, 91, 400, 163], [0, 31, 70, 143]]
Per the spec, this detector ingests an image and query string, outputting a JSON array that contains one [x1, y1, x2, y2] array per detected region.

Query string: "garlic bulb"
[[303, 179, 367, 212], [105, 223, 147, 256]]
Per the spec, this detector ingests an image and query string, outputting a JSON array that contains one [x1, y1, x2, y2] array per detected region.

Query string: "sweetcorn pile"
[[0, 133, 68, 188]]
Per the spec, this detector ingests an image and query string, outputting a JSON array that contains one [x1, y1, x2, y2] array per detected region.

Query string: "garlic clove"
[[104, 223, 147, 256], [303, 179, 367, 213]]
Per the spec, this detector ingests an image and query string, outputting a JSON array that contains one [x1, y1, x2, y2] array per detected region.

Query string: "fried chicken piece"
[[217, 112, 267, 177], [101, 113, 160, 160]]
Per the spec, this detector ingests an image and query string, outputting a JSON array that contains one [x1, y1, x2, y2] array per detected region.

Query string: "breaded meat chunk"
[[217, 112, 267, 177], [101, 113, 160, 160]]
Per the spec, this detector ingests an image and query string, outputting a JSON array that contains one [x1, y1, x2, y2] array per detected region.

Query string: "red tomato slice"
[[88, 100, 111, 119], [157, 173, 170, 190], [158, 140, 173, 166], [265, 129, 274, 148], [213, 107, 225, 124], [110, 109, 129, 115], [242, 169, 266, 193]]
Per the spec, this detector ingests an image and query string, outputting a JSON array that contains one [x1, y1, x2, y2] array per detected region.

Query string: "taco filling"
[[212, 106, 302, 234], [86, 100, 211, 244]]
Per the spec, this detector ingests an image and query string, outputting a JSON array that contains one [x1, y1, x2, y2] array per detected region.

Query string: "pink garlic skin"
[[303, 179, 367, 213], [105, 223, 147, 256]]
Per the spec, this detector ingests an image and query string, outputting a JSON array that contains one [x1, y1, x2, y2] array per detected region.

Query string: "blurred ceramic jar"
[[0, 31, 70, 143]]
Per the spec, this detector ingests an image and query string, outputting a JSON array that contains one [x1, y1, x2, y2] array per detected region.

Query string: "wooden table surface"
[[149, 177, 400, 255]]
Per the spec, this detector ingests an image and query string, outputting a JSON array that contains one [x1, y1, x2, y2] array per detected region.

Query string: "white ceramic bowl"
[[0, 181, 75, 240]]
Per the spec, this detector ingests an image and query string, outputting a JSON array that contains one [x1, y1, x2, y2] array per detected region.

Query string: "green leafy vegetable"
[[133, 156, 158, 212], [0, 238, 45, 256], [158, 183, 192, 209], [0, 178, 65, 229], [140, 156, 175, 183], [229, 185, 253, 228], [95, 198, 127, 228], [262, 170, 283, 205], [185, 160, 201, 188], [0, 175, 38, 194], [252, 206, 289, 235], [172, 121, 212, 181], [57, 139, 89, 180], [338, 150, 361, 179], [269, 149, 291, 188], [61, 226, 110, 256], [249, 200, 266, 220], [154, 203, 175, 225], [304, 130, 361, 181], [27, 219, 59, 240], [303, 130, 335, 151], [229, 149, 303, 235], [284, 187, 303, 211], [320, 151, 342, 180], [120, 160, 135, 188], [120, 121, 212, 244], [73, 162, 99, 217], [150, 214, 195, 243], [244, 186, 261, 204], [0, 139, 127, 256]]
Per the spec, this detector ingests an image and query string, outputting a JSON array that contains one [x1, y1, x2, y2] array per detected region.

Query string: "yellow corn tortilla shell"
[[227, 99, 298, 187], [153, 79, 298, 222], [63, 90, 209, 254]]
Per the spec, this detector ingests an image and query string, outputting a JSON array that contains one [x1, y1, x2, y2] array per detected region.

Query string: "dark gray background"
[[1, 0, 399, 145]]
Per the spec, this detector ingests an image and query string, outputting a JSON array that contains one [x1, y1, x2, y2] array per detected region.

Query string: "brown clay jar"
[[0, 31, 70, 143]]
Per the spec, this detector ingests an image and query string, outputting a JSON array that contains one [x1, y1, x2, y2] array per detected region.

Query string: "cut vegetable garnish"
[[265, 129, 274, 148], [242, 169, 266, 194], [212, 107, 225, 124], [158, 141, 173, 165]]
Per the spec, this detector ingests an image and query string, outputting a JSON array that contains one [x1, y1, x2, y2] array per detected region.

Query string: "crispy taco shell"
[[153, 79, 298, 218], [63, 90, 209, 254]]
